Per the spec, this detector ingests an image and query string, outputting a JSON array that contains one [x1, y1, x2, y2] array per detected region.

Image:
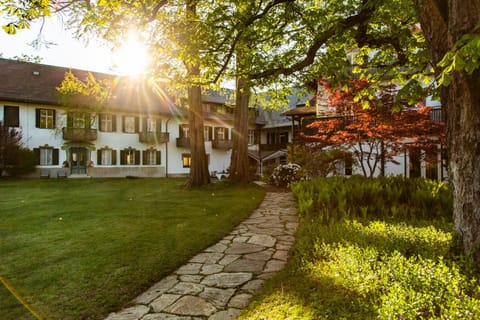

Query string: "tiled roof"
[[0, 58, 178, 115]]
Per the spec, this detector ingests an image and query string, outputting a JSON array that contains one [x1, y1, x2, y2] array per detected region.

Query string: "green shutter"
[[135, 150, 140, 165], [135, 117, 139, 133], [35, 109, 41, 128], [157, 119, 162, 133], [120, 150, 126, 165], [52, 110, 56, 127], [112, 150, 117, 165], [112, 114, 117, 132], [142, 150, 147, 165], [142, 118, 147, 132], [179, 125, 183, 137], [156, 151, 161, 165], [97, 150, 102, 165], [53, 149, 59, 165], [33, 148, 40, 165]]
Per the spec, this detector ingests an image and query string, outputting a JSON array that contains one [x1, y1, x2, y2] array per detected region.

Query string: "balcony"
[[176, 137, 191, 148], [212, 139, 233, 150], [139, 132, 170, 144], [260, 143, 288, 151], [62, 127, 97, 141]]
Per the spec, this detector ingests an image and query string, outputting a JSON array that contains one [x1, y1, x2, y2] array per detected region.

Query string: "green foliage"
[[292, 176, 452, 223], [240, 177, 480, 320], [269, 163, 302, 187], [4, 148, 37, 177], [437, 24, 480, 86]]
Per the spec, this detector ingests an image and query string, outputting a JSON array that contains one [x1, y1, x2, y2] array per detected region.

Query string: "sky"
[[0, 15, 118, 74]]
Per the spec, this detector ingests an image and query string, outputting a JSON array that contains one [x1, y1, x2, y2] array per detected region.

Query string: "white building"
[[0, 58, 239, 178]]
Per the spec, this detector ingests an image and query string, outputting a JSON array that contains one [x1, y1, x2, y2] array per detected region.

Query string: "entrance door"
[[70, 147, 87, 174]]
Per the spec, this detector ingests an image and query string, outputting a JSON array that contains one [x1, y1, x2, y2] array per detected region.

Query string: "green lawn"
[[0, 178, 265, 320]]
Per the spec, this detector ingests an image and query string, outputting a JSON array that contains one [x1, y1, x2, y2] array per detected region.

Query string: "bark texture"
[[229, 77, 251, 184], [415, 0, 480, 252], [185, 74, 211, 188]]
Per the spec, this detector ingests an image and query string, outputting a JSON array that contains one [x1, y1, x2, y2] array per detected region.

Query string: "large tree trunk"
[[415, 0, 480, 253], [185, 67, 211, 188], [229, 76, 251, 184], [184, 0, 210, 188]]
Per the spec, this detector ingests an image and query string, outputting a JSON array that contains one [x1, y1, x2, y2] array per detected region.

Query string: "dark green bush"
[[292, 176, 453, 223]]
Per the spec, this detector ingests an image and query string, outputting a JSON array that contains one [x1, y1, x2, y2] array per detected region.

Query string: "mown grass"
[[0, 178, 265, 320], [239, 177, 480, 320]]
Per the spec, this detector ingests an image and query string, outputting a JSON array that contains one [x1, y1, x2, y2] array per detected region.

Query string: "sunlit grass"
[[0, 178, 265, 319]]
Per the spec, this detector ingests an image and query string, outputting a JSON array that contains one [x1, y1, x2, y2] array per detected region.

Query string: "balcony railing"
[[176, 137, 191, 148], [430, 108, 445, 122], [62, 127, 97, 141], [260, 143, 288, 151], [139, 132, 170, 144], [212, 139, 233, 150]]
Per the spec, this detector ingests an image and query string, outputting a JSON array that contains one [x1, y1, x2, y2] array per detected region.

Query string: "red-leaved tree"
[[303, 79, 446, 178]]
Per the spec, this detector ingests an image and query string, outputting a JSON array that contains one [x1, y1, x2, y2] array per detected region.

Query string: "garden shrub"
[[269, 163, 302, 187]]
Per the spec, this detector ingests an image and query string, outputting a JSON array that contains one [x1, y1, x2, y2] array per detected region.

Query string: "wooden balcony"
[[260, 143, 288, 151], [62, 127, 97, 141], [212, 139, 233, 150], [139, 132, 170, 144], [176, 137, 191, 148]]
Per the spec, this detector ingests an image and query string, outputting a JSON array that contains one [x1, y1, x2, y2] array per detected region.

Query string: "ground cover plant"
[[0, 178, 265, 319], [239, 176, 480, 319]]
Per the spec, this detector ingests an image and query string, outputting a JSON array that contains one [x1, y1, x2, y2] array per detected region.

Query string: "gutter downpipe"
[[165, 117, 172, 178]]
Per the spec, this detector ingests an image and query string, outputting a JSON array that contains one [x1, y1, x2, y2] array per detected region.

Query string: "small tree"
[[0, 122, 36, 177], [303, 79, 445, 178]]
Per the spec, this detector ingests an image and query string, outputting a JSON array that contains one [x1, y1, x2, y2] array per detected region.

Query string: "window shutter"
[[97, 150, 102, 165], [157, 119, 162, 133], [209, 127, 213, 141], [142, 150, 147, 165], [53, 149, 59, 165], [156, 151, 161, 165], [135, 117, 139, 133], [52, 110, 56, 127], [35, 109, 40, 128], [135, 150, 140, 165], [112, 114, 117, 132], [67, 113, 73, 128], [214, 127, 220, 140], [142, 118, 147, 132], [112, 150, 117, 165], [226, 128, 230, 140], [85, 113, 91, 128], [179, 125, 183, 137], [33, 148, 40, 165], [120, 150, 126, 165]]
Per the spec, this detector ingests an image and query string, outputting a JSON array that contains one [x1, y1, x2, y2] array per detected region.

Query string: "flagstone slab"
[[176, 263, 202, 275], [133, 275, 179, 304], [199, 287, 235, 308], [241, 279, 264, 294], [244, 250, 273, 261], [264, 259, 287, 273], [163, 296, 216, 317], [201, 272, 252, 288], [190, 252, 224, 264], [151, 294, 181, 313], [142, 314, 192, 320], [224, 258, 265, 273], [167, 282, 204, 295], [247, 234, 276, 247], [218, 254, 240, 266], [200, 263, 224, 275], [105, 305, 150, 320], [204, 243, 228, 253], [224, 242, 265, 255], [228, 293, 253, 309]]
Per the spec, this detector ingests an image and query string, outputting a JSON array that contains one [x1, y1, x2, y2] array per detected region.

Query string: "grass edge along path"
[[238, 177, 480, 319], [0, 178, 265, 320]]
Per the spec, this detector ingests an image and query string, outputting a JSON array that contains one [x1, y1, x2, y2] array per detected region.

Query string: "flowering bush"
[[269, 163, 302, 187]]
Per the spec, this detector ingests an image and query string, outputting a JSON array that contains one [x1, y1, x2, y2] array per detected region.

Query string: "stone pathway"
[[105, 191, 298, 320]]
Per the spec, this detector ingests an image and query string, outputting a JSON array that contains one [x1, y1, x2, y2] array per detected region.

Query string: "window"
[[146, 118, 158, 132], [215, 127, 227, 140], [36, 109, 55, 129], [204, 126, 212, 141], [143, 149, 161, 165], [73, 113, 86, 128], [248, 130, 256, 145], [99, 113, 116, 132], [409, 147, 422, 178], [120, 148, 140, 165], [123, 116, 138, 133], [4, 106, 19, 127], [279, 132, 289, 144], [34, 146, 59, 165], [179, 124, 189, 138], [182, 153, 191, 168], [97, 148, 117, 165]]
